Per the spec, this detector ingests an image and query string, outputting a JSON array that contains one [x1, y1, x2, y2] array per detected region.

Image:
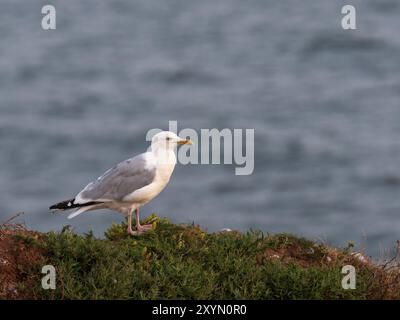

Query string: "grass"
[[1, 214, 400, 299]]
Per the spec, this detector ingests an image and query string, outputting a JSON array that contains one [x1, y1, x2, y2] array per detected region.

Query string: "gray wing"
[[77, 153, 156, 202]]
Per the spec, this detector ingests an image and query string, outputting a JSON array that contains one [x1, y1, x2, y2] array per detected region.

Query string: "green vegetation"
[[1, 214, 400, 299]]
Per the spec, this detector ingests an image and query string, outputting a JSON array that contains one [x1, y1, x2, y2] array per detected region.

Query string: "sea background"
[[1, 0, 400, 258]]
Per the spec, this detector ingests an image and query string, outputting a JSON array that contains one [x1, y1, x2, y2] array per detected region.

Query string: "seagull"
[[50, 131, 192, 235]]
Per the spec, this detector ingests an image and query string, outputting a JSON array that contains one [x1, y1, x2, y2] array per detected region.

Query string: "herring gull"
[[50, 131, 192, 235]]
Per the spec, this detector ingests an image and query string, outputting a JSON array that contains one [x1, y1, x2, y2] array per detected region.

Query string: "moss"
[[2, 215, 400, 299]]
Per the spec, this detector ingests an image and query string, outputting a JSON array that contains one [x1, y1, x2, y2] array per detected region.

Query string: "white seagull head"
[[150, 131, 192, 153]]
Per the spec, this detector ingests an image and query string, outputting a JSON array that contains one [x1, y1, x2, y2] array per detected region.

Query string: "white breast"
[[122, 150, 176, 205]]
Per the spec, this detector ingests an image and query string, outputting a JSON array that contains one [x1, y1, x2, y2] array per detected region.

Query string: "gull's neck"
[[150, 146, 177, 166]]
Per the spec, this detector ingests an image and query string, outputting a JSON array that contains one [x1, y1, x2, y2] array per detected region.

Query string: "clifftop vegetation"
[[1, 214, 400, 300]]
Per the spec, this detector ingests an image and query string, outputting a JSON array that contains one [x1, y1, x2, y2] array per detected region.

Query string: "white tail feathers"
[[67, 205, 97, 219]]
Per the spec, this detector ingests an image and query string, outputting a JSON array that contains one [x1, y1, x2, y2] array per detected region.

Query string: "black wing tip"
[[49, 198, 102, 210], [49, 198, 75, 210]]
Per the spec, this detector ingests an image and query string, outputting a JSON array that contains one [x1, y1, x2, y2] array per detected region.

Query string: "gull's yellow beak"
[[177, 139, 193, 145]]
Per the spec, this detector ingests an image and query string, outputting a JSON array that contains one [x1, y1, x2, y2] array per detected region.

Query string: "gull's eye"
[[166, 137, 171, 141]]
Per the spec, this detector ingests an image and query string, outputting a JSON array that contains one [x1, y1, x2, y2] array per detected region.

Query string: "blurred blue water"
[[1, 0, 400, 258]]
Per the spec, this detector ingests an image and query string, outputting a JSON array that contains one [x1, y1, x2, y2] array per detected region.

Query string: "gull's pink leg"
[[135, 208, 153, 234], [127, 208, 136, 236]]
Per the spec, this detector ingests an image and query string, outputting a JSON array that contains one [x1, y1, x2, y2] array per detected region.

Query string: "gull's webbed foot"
[[137, 223, 154, 234], [127, 223, 153, 236]]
